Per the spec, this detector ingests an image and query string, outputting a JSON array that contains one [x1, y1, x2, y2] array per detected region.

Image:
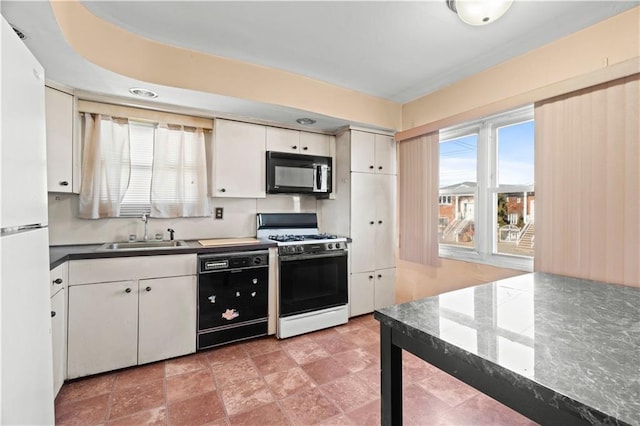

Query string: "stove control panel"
[[278, 242, 346, 256]]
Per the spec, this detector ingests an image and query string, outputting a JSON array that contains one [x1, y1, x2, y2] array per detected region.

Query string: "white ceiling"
[[1, 1, 637, 131]]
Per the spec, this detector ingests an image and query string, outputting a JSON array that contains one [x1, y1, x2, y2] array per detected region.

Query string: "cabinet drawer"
[[50, 262, 68, 297], [69, 254, 196, 285]]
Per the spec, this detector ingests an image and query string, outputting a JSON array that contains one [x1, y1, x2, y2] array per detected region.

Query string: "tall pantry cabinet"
[[320, 129, 397, 317]]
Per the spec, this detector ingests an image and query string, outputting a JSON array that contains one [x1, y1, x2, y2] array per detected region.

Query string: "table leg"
[[380, 323, 403, 426]]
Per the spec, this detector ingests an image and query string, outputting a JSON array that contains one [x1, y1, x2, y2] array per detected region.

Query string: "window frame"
[[438, 105, 534, 272]]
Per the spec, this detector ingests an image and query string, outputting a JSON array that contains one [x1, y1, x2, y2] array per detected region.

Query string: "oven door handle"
[[279, 250, 347, 262]]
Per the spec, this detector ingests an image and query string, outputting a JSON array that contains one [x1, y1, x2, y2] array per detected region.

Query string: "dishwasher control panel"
[[199, 251, 269, 273]]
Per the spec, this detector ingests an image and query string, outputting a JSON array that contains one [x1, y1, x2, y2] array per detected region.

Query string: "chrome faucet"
[[141, 213, 149, 240]]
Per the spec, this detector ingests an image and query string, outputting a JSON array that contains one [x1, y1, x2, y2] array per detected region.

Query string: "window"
[[119, 122, 154, 216], [438, 195, 452, 205], [439, 106, 534, 271]]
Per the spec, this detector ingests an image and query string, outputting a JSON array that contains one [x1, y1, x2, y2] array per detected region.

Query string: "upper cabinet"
[[211, 119, 266, 198], [266, 127, 331, 157], [45, 87, 75, 193], [350, 130, 396, 175]]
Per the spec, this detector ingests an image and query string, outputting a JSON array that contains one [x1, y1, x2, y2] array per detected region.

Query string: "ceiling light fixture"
[[446, 0, 513, 26], [128, 87, 158, 98], [296, 118, 316, 125]]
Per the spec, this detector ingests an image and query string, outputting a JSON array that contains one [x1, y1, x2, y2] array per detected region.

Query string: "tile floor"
[[55, 314, 538, 425]]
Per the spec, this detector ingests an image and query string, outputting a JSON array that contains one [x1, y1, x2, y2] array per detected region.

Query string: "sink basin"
[[99, 240, 189, 250]]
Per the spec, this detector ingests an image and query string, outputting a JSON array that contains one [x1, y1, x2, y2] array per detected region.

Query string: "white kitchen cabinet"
[[50, 262, 67, 396], [211, 119, 266, 198], [350, 272, 374, 317], [68, 280, 138, 378], [350, 173, 396, 273], [319, 129, 397, 317], [350, 130, 396, 175], [373, 268, 396, 310], [266, 127, 331, 157], [67, 254, 197, 378], [138, 276, 197, 364], [45, 86, 75, 193], [50, 287, 66, 397], [350, 268, 397, 316]]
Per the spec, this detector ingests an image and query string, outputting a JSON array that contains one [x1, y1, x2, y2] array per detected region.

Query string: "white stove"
[[256, 213, 349, 338]]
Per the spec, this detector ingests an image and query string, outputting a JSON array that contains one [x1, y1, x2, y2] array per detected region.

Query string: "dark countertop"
[[375, 272, 640, 425], [49, 239, 277, 269]]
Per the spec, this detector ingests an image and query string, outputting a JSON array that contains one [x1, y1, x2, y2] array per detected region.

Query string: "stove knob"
[[297, 246, 304, 253], [328, 243, 333, 249], [335, 243, 341, 249], [253, 257, 262, 265]]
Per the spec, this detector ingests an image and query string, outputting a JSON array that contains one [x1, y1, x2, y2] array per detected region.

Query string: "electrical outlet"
[[215, 207, 224, 219]]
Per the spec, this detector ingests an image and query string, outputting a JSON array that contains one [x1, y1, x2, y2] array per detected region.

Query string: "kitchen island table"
[[375, 272, 639, 425]]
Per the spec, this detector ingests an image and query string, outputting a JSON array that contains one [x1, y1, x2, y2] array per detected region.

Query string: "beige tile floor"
[[55, 314, 537, 425]]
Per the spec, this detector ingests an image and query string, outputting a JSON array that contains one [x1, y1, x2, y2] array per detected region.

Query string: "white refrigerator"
[[0, 15, 55, 424]]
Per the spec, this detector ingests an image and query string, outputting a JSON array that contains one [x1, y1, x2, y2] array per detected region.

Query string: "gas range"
[[256, 212, 349, 339]]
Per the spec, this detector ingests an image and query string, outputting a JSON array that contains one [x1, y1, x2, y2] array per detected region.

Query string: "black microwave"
[[266, 151, 332, 197]]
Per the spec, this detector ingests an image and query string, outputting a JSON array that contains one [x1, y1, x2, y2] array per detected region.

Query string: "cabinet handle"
[[368, 275, 374, 280], [378, 166, 383, 170], [302, 146, 308, 151], [292, 145, 298, 150], [220, 188, 226, 193], [369, 165, 374, 169], [377, 274, 382, 279], [145, 286, 152, 292], [125, 288, 132, 293], [378, 220, 383, 224], [369, 221, 374, 225], [53, 278, 63, 285], [51, 311, 56, 318], [59, 181, 69, 186]]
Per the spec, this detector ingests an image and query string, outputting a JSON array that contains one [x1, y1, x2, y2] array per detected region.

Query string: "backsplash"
[[47, 193, 319, 245]]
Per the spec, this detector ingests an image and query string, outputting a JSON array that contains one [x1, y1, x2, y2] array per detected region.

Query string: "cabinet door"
[[375, 174, 397, 270], [266, 127, 300, 154], [374, 134, 396, 175], [350, 131, 376, 173], [350, 272, 374, 317], [45, 87, 73, 192], [374, 268, 396, 310], [138, 276, 197, 364], [51, 289, 66, 397], [212, 119, 266, 198], [300, 132, 331, 157], [350, 173, 376, 273], [50, 261, 67, 297], [67, 281, 138, 379]]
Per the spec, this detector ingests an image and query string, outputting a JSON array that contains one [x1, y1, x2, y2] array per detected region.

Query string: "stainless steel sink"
[[98, 240, 189, 250]]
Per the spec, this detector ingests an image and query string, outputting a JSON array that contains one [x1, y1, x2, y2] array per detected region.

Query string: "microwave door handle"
[[316, 165, 322, 191]]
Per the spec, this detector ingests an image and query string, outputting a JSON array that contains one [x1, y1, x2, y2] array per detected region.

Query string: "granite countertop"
[[49, 239, 277, 269], [375, 272, 640, 425]]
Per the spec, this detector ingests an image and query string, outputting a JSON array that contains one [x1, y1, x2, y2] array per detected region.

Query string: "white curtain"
[[78, 113, 130, 219], [398, 132, 441, 266], [151, 124, 211, 217]]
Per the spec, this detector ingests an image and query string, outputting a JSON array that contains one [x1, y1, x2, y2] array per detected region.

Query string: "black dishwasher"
[[197, 250, 269, 350]]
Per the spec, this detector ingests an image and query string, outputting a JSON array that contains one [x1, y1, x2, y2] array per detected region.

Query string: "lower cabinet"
[[51, 288, 66, 396], [67, 255, 197, 379], [349, 268, 396, 317], [50, 262, 68, 397]]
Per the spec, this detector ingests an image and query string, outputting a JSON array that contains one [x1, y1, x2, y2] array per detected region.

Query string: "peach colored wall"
[[396, 258, 525, 303], [399, 6, 640, 139], [50, 0, 402, 131]]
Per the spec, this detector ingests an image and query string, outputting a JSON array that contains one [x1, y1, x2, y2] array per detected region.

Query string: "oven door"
[[278, 250, 348, 317]]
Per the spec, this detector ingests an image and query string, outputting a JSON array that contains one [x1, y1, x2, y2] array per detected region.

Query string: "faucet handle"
[[167, 228, 175, 241]]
